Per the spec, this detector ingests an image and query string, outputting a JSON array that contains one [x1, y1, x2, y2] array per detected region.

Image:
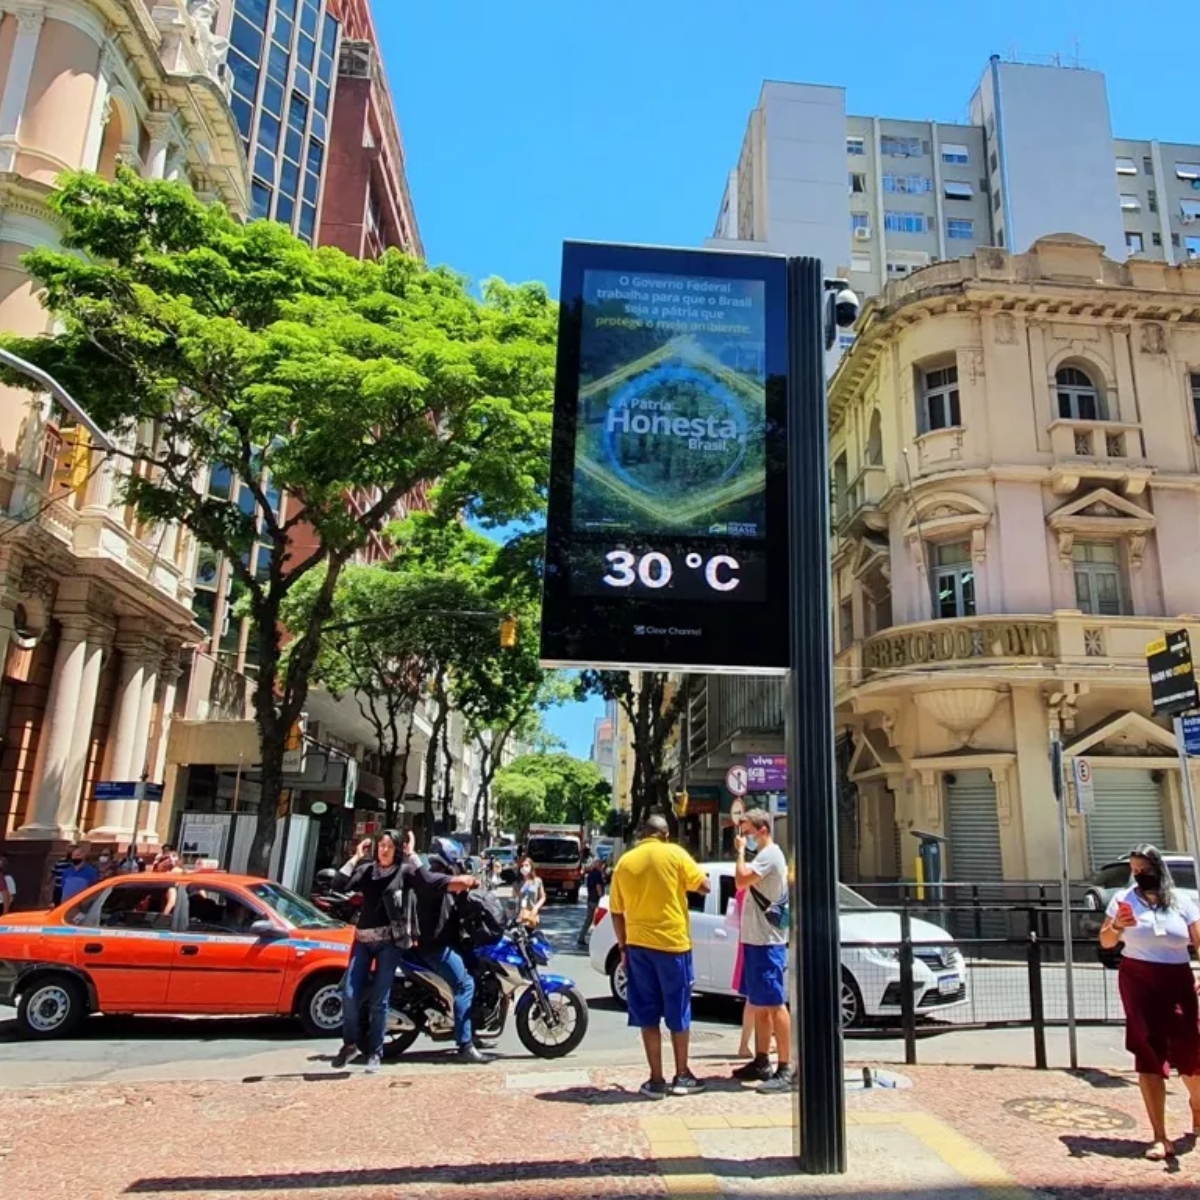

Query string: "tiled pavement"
[[7, 1059, 1200, 1198]]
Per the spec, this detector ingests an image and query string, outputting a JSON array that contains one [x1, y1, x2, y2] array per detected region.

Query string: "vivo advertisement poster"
[[540, 242, 791, 674]]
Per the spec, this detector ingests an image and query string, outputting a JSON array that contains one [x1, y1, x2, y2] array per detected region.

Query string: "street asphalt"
[[0, 898, 1132, 1086]]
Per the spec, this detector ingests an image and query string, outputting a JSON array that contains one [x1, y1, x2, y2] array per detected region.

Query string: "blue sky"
[[373, 0, 1190, 754]]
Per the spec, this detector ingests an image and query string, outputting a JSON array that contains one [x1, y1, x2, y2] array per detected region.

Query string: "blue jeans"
[[342, 940, 401, 1057], [420, 945, 475, 1048]]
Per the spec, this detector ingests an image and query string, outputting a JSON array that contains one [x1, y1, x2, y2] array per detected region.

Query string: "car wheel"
[[840, 969, 865, 1030], [608, 952, 628, 1007], [17, 974, 87, 1039], [296, 974, 345, 1038]]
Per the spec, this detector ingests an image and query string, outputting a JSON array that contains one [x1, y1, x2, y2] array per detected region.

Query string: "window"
[[1056, 366, 1103, 420], [1153, 232, 1162, 247], [990, 149, 998, 174], [847, 136, 865, 156], [941, 143, 970, 165], [1115, 157, 1137, 175], [1173, 233, 1182, 248], [1143, 155, 1154, 175], [884, 210, 927, 234], [186, 887, 262, 934], [719, 873, 737, 917], [1073, 542, 1124, 616], [880, 135, 923, 158], [883, 174, 931, 194], [1191, 373, 1200, 432], [1120, 194, 1141, 212], [866, 410, 883, 465], [832, 454, 848, 520], [1126, 231, 1144, 254], [920, 364, 960, 432], [992, 188, 1001, 212], [931, 542, 975, 619], [1176, 163, 1200, 181], [1149, 190, 1158, 214], [850, 212, 870, 234], [850, 252, 872, 274], [849, 172, 866, 194], [838, 599, 854, 650], [1189, 237, 1200, 261], [92, 883, 177, 931], [943, 180, 974, 201], [947, 217, 974, 240]]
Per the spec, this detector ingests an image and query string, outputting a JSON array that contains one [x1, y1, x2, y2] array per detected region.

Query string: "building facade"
[[829, 235, 1200, 885], [708, 60, 1200, 320], [0, 0, 249, 899]]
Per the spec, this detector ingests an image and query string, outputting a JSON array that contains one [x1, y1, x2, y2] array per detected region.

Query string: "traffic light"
[[673, 790, 689, 817], [52, 426, 91, 500], [499, 615, 518, 649]]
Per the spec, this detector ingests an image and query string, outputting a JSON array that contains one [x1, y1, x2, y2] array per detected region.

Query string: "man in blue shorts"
[[732, 808, 793, 1093], [609, 814, 710, 1099]]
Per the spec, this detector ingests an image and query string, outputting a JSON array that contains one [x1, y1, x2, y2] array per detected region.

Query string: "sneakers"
[[457, 1043, 487, 1064], [671, 1073, 707, 1097], [732, 1055, 773, 1082], [364, 1053, 382, 1075], [757, 1066, 796, 1094], [639, 1079, 669, 1101], [330, 1044, 355, 1070]]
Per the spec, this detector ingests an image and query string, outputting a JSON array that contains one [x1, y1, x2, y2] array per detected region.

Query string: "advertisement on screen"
[[540, 242, 789, 672]]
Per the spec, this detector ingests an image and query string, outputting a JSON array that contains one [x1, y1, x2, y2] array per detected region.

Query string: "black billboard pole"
[[786, 257, 846, 1174]]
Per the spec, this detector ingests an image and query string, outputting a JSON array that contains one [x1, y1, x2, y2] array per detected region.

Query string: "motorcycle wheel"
[[514, 986, 589, 1059]]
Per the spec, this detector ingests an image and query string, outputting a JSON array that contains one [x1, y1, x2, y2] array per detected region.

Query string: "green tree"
[[495, 753, 611, 829], [492, 772, 546, 838], [576, 671, 684, 830], [1, 170, 556, 874]]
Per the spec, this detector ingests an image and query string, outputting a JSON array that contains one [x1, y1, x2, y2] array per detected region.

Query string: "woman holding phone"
[[1099, 844, 1200, 1160]]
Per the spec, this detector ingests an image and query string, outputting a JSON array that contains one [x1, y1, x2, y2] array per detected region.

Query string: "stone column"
[[0, 6, 46, 173], [143, 113, 171, 181], [80, 46, 116, 171], [15, 616, 104, 839]]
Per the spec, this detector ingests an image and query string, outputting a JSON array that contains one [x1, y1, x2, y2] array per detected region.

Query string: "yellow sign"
[[863, 620, 1058, 675], [1146, 637, 1167, 657]]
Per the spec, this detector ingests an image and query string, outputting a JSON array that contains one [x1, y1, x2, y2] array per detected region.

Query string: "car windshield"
[[488, 848, 516, 862], [249, 882, 342, 929], [838, 884, 876, 910], [1094, 860, 1196, 891], [528, 838, 580, 864]]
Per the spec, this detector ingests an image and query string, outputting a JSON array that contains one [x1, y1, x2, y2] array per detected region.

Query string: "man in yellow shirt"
[[609, 814, 711, 1099]]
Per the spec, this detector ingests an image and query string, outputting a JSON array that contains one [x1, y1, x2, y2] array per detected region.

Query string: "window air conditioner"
[[854, 227, 872, 241]]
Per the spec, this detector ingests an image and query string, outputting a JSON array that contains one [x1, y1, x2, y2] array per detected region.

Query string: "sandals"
[[1146, 1140, 1176, 1161]]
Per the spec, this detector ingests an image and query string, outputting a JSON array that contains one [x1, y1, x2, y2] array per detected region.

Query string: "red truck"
[[526, 824, 586, 903]]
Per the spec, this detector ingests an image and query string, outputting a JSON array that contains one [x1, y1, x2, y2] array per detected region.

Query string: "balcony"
[[1047, 418, 1150, 496], [835, 465, 890, 536]]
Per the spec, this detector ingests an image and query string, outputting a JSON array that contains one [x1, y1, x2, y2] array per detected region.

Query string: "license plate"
[[937, 975, 959, 996]]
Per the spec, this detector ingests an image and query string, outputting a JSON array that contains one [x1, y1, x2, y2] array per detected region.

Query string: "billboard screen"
[[541, 242, 789, 672]]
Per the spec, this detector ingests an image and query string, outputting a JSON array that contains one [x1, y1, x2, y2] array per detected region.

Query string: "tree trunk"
[[423, 707, 446, 844], [439, 713, 453, 831], [248, 718, 286, 878]]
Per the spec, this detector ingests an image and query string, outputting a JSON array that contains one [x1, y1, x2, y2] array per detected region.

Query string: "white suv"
[[587, 862, 968, 1028]]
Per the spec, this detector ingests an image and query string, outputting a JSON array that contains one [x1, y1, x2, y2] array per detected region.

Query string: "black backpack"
[[459, 888, 508, 946]]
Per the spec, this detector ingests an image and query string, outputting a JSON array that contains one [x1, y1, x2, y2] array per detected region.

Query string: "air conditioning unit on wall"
[[854, 227, 872, 241]]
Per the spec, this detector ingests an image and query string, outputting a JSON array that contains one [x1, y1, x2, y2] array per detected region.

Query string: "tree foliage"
[[493, 752, 610, 835], [1, 169, 556, 874], [576, 671, 684, 831]]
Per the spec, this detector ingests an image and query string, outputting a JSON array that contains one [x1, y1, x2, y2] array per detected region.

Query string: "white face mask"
[[98, 855, 111, 864], [521, 866, 532, 877]]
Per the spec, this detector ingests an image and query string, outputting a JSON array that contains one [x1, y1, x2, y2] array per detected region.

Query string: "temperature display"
[[602, 550, 742, 593]]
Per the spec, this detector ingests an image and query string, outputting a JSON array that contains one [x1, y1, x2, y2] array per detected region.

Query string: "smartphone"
[[1117, 900, 1135, 924]]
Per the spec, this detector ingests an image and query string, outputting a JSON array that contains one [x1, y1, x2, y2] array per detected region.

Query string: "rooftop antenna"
[[1072, 38, 1082, 68]]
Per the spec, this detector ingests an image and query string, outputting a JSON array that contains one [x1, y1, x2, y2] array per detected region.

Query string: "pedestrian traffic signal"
[[499, 615, 518, 648]]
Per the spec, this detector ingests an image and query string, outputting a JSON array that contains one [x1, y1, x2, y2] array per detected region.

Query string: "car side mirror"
[[250, 919, 285, 938]]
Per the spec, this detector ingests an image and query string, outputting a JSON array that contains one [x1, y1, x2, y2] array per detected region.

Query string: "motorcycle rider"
[[403, 836, 486, 1063]]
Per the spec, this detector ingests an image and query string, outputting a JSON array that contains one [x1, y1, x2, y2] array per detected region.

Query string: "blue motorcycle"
[[368, 919, 590, 1060]]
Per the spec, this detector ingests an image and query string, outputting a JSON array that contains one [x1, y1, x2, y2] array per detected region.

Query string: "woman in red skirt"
[[1099, 844, 1200, 1160]]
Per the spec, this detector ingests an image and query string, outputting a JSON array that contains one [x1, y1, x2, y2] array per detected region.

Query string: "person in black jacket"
[[329, 829, 407, 1073]]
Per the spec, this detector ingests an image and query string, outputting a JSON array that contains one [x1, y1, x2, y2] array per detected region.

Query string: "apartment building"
[[708, 58, 1200, 313], [0, 0, 250, 898]]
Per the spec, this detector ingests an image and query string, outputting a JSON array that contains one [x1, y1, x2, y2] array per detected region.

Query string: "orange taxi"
[[0, 870, 354, 1039]]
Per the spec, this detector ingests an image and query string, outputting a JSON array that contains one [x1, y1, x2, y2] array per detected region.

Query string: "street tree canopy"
[[0, 169, 556, 873], [494, 753, 611, 833]]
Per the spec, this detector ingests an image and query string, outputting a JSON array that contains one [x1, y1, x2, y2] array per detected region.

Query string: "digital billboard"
[[540, 242, 789, 672]]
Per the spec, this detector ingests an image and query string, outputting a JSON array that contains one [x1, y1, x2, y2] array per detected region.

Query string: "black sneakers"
[[330, 1044, 355, 1070], [732, 1055, 773, 1082], [639, 1079, 669, 1100], [671, 1073, 707, 1096], [757, 1066, 796, 1094]]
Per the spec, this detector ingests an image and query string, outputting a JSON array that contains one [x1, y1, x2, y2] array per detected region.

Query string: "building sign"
[[1146, 629, 1199, 717], [282, 714, 308, 774], [1181, 713, 1200, 757], [863, 620, 1058, 675], [747, 754, 788, 791], [1071, 758, 1095, 816], [540, 241, 790, 673]]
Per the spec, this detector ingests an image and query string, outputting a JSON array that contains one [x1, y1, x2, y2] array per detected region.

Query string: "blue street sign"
[[94, 781, 164, 802], [1182, 714, 1200, 758]]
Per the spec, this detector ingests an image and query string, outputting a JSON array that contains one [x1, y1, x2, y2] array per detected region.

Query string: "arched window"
[[1056, 366, 1105, 421], [865, 410, 883, 465]]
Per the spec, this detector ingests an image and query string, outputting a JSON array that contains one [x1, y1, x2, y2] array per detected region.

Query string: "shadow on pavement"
[[0, 1013, 307, 1044], [1061, 1132, 1195, 1168], [534, 1077, 760, 1106], [1069, 1067, 1136, 1089]]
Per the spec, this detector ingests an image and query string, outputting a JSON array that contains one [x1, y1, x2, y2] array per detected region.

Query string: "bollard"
[[900, 904, 917, 1066], [1027, 923, 1048, 1070]]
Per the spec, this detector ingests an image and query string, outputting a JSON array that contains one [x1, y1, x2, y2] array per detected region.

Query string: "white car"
[[588, 862, 968, 1028]]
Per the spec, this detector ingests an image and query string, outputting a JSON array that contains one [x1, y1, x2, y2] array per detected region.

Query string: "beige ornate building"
[[831, 234, 1200, 886], [0, 0, 248, 895]]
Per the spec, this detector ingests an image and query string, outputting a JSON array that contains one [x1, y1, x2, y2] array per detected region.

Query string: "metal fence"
[[843, 882, 1125, 1068]]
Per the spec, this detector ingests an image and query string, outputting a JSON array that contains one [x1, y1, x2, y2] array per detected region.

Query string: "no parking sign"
[[1072, 757, 1095, 816]]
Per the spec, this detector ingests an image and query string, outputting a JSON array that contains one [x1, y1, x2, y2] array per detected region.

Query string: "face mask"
[[744, 835, 758, 853], [521, 866, 532, 877], [98, 855, 110, 864], [1135, 871, 1161, 892], [71, 856, 83, 866]]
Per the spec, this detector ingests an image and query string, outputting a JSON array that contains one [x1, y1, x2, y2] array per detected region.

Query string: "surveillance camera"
[[832, 286, 861, 329]]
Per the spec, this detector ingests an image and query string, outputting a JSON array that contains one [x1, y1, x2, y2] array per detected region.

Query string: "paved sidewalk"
[[4, 1058, 1200, 1198]]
